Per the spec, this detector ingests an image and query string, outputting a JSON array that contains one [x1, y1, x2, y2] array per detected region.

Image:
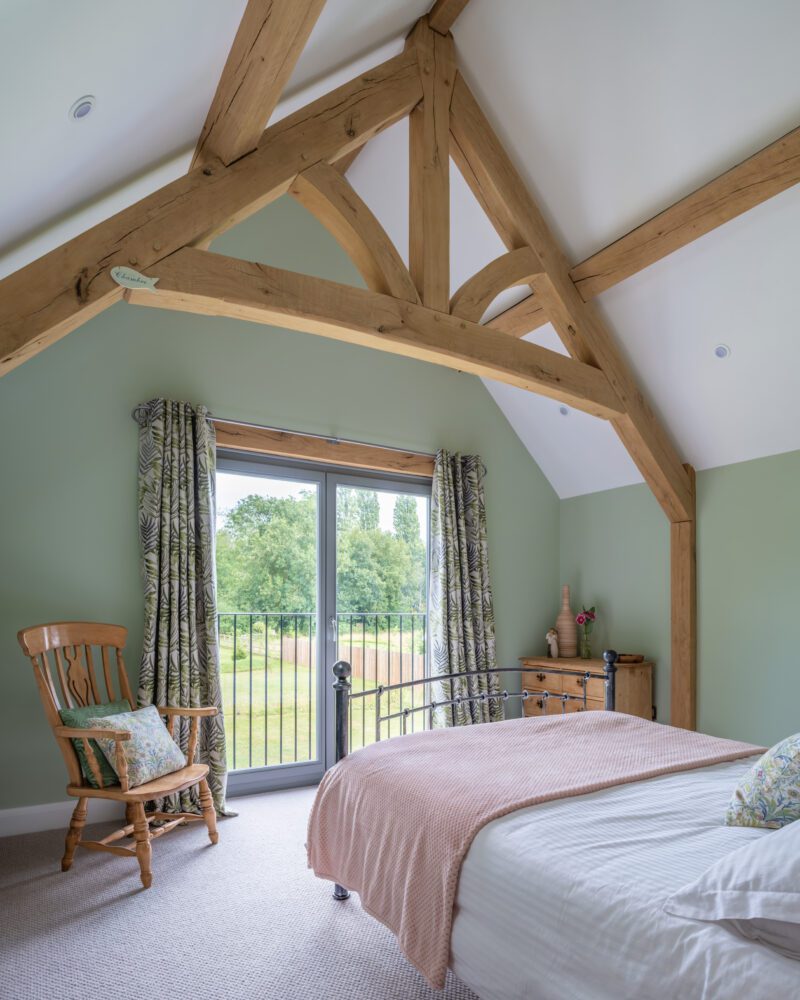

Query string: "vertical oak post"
[[671, 465, 697, 729], [407, 18, 455, 311]]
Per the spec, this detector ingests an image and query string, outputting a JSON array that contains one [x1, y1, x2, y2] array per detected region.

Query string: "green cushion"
[[92, 705, 186, 788], [59, 699, 131, 788]]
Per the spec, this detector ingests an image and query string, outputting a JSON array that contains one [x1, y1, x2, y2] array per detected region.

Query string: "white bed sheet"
[[450, 757, 799, 999]]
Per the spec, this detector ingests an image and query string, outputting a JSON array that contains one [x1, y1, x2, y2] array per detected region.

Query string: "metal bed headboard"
[[332, 649, 620, 766]]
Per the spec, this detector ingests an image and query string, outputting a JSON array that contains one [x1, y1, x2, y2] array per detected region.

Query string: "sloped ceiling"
[[3, 0, 800, 498]]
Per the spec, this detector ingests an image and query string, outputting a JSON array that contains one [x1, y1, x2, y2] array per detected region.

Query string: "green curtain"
[[429, 450, 501, 726], [134, 399, 229, 814]]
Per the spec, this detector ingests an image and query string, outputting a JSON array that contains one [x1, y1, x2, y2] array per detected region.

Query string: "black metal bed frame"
[[328, 649, 620, 900]]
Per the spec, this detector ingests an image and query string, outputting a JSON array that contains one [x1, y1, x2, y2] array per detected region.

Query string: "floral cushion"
[[92, 705, 186, 788], [726, 733, 800, 829]]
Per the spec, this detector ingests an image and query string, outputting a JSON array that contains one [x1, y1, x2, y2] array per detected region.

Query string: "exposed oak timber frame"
[[3, 1, 795, 726], [449, 74, 693, 523], [671, 466, 697, 731], [290, 162, 419, 302], [427, 0, 471, 35], [215, 421, 435, 478], [448, 72, 697, 727], [489, 124, 800, 338], [450, 247, 542, 323], [0, 47, 422, 375], [125, 248, 623, 420], [407, 18, 454, 312], [191, 0, 326, 169]]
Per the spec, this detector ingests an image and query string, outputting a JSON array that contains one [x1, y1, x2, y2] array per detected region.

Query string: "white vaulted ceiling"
[[2, 0, 800, 497]]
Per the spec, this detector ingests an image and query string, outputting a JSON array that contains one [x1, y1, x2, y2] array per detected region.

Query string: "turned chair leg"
[[131, 802, 152, 889], [62, 798, 88, 872], [198, 778, 219, 845]]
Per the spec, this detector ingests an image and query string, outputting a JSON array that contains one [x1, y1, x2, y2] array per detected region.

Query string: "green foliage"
[[337, 487, 380, 531], [216, 492, 317, 614], [216, 487, 427, 616]]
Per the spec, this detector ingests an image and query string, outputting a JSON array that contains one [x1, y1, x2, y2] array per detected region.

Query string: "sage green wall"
[[0, 197, 559, 810], [560, 450, 800, 746]]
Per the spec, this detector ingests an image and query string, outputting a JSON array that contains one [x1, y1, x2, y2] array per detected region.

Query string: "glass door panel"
[[332, 480, 429, 752], [216, 462, 323, 780]]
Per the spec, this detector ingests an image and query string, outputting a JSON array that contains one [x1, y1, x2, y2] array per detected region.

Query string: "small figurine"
[[545, 627, 559, 659]]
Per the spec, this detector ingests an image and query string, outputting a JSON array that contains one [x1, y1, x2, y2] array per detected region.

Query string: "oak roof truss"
[[3, 1, 796, 727]]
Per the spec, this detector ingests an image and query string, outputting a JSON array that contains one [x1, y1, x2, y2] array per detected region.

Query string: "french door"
[[216, 451, 430, 795]]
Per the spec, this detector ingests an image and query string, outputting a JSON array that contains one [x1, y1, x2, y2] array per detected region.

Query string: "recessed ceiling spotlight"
[[69, 95, 95, 121], [714, 344, 731, 360], [559, 406, 569, 416]]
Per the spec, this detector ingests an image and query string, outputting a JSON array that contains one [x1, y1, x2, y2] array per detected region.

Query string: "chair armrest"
[[155, 706, 216, 764], [54, 727, 132, 791], [55, 726, 132, 741], [155, 706, 218, 718]]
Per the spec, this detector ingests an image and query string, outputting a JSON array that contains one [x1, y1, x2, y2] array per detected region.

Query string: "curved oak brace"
[[290, 163, 419, 303], [450, 246, 542, 323]]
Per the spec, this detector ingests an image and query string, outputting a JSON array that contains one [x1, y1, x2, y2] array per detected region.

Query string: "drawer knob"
[[536, 672, 546, 683]]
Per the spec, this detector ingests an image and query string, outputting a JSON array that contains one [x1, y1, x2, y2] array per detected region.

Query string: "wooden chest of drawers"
[[519, 657, 654, 721]]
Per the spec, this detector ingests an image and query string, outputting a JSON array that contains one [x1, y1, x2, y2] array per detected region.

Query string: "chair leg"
[[62, 798, 88, 872], [131, 802, 152, 889], [198, 778, 219, 845]]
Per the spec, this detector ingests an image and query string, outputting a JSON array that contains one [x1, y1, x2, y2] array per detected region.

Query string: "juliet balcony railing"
[[218, 611, 427, 771]]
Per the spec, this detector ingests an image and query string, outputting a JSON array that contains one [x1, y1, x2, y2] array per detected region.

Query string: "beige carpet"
[[0, 786, 478, 1000]]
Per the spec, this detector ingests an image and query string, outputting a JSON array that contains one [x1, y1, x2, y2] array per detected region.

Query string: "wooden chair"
[[17, 621, 219, 889]]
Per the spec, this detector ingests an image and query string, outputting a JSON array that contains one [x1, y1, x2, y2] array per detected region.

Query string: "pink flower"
[[576, 613, 587, 625], [585, 611, 596, 622]]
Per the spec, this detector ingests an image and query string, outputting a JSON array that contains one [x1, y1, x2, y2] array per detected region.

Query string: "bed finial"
[[602, 650, 618, 712]]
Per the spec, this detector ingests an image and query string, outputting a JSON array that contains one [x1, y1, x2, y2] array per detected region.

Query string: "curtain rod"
[[211, 417, 437, 462]]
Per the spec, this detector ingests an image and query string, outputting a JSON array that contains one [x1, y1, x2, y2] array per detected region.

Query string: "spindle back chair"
[[18, 621, 219, 888]]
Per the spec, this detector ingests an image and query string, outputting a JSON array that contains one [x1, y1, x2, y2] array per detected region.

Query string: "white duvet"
[[450, 757, 799, 999]]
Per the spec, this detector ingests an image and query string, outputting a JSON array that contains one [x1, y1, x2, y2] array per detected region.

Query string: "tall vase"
[[555, 585, 577, 657]]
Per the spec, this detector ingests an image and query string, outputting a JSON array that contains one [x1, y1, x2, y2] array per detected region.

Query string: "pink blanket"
[[307, 712, 762, 989]]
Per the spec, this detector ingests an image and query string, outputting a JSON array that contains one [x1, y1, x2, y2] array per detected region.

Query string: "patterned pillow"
[[59, 699, 132, 788], [92, 705, 186, 788], [726, 733, 800, 829]]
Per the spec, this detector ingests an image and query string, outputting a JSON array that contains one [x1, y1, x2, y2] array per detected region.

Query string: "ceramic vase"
[[555, 584, 578, 657]]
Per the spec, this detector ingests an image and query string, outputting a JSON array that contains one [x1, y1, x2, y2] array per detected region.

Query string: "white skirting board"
[[0, 798, 125, 838]]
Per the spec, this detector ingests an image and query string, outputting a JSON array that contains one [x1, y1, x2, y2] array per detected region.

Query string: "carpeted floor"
[[0, 787, 479, 1000]]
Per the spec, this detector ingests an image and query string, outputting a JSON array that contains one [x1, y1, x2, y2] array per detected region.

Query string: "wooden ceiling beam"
[[486, 293, 547, 337], [126, 247, 625, 420], [450, 247, 542, 323], [427, 0, 471, 35], [290, 162, 419, 302], [0, 49, 422, 376], [449, 71, 694, 524], [491, 123, 800, 337], [407, 18, 455, 312], [191, 0, 326, 169]]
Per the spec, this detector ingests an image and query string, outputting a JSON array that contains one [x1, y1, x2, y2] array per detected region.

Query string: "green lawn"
[[219, 642, 427, 771]]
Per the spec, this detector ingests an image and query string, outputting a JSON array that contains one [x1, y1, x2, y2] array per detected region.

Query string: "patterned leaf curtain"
[[133, 399, 230, 814], [429, 450, 501, 726]]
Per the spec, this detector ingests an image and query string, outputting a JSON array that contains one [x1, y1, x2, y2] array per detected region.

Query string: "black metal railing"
[[335, 612, 427, 751], [218, 612, 317, 772], [217, 610, 427, 771]]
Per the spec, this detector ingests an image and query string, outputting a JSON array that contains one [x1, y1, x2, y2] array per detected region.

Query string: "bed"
[[308, 658, 798, 998], [451, 758, 798, 999]]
